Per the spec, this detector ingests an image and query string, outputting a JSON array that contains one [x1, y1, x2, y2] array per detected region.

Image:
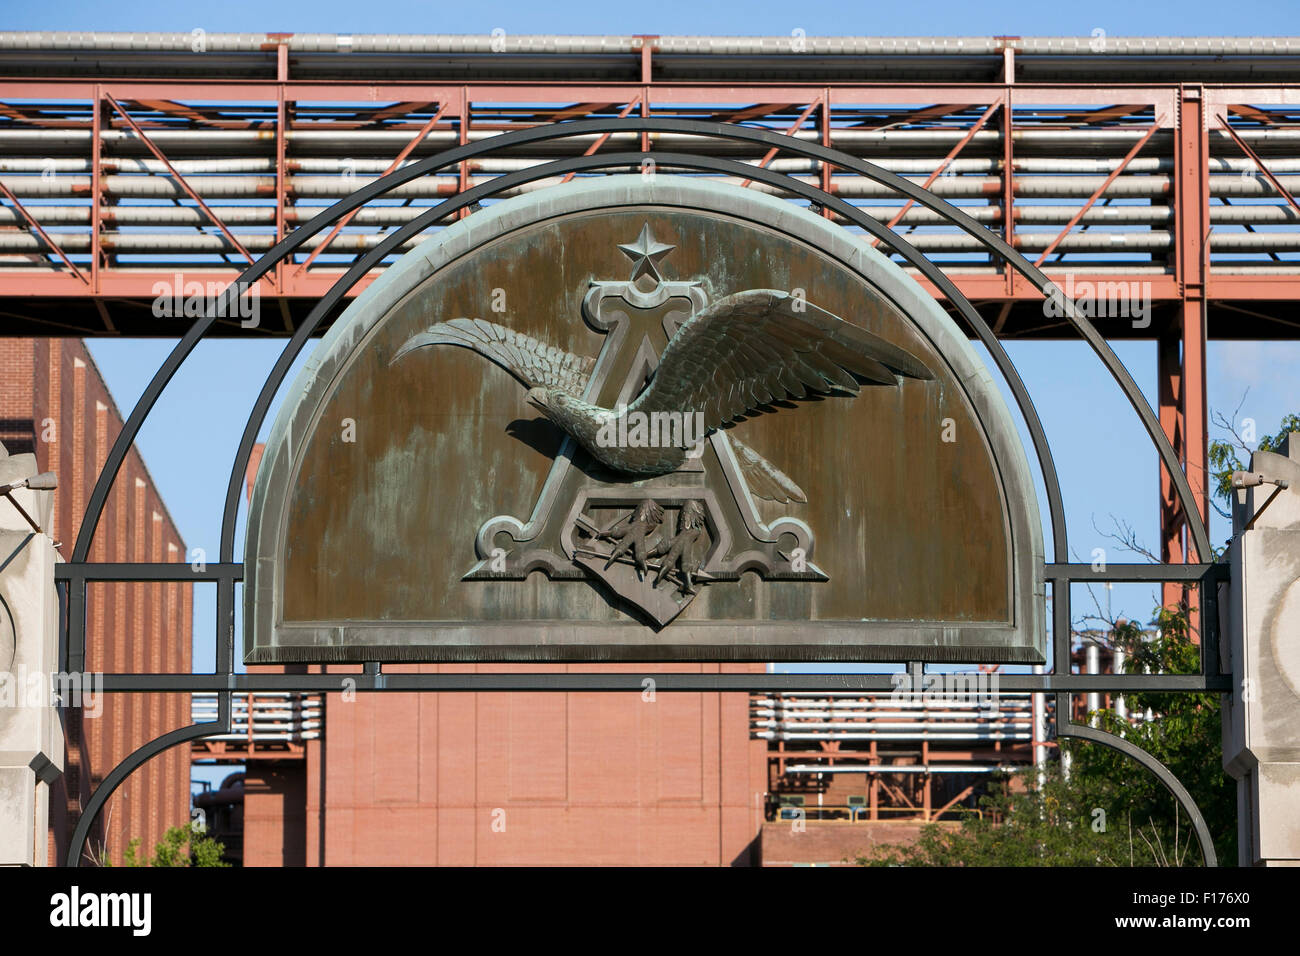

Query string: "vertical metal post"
[[639, 72, 649, 154], [1001, 91, 1015, 293], [216, 572, 235, 727], [1177, 86, 1210, 543], [639, 37, 653, 84], [1201, 566, 1224, 677], [65, 569, 85, 674], [457, 87, 469, 219], [820, 90, 832, 219], [275, 42, 288, 294], [1171, 87, 1211, 633], [1158, 326, 1185, 601], [91, 83, 103, 294], [1052, 577, 1071, 682]]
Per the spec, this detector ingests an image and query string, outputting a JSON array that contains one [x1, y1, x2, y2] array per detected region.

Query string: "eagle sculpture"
[[391, 290, 932, 504]]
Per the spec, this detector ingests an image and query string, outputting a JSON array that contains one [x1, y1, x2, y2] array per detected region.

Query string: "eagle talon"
[[599, 500, 665, 576], [647, 500, 708, 594]]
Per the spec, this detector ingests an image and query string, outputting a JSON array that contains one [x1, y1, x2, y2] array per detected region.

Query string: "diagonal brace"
[[0, 179, 90, 284], [1034, 117, 1165, 266], [873, 100, 1000, 246], [104, 92, 254, 264]]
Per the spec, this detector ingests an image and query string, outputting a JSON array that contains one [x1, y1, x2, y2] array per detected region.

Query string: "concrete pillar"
[[1223, 432, 1300, 866], [0, 444, 63, 866]]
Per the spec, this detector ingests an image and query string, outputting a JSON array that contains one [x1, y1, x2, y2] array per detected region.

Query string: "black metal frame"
[[54, 118, 1226, 867]]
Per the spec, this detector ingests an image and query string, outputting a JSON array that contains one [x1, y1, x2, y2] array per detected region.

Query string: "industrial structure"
[[0, 337, 191, 865], [6, 32, 1299, 575], [3, 32, 1293, 864]]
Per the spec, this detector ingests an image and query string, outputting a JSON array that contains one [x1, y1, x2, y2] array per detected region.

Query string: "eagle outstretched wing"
[[631, 289, 933, 432], [390, 317, 596, 398], [388, 292, 927, 506]]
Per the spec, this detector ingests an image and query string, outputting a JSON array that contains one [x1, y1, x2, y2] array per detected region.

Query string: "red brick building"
[[0, 337, 192, 865], [233, 666, 766, 866]]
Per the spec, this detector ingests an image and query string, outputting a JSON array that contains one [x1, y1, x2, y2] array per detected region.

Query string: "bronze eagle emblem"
[[391, 289, 932, 504]]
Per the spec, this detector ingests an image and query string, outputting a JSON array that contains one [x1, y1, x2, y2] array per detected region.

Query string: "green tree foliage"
[[1072, 606, 1236, 866], [862, 411, 1297, 866], [861, 763, 1135, 866], [1209, 412, 1300, 504], [120, 823, 229, 867], [858, 605, 1235, 866]]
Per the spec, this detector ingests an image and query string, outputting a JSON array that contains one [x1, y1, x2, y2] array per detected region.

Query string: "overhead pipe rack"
[[6, 32, 1297, 600]]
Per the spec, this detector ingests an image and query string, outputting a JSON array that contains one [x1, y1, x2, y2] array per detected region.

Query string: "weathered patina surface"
[[245, 177, 1044, 662]]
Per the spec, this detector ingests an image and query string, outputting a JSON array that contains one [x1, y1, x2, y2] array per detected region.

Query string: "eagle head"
[[525, 387, 553, 414], [525, 387, 604, 447]]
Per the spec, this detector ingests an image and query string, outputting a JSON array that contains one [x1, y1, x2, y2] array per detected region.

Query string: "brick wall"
[[298, 663, 767, 866], [243, 766, 306, 867], [0, 338, 192, 865], [760, 819, 942, 866]]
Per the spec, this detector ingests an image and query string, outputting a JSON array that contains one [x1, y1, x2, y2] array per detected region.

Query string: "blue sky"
[[13, 1, 1298, 786], [6, 0, 1298, 37]]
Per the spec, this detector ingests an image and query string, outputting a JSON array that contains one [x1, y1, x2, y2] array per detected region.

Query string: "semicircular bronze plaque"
[[245, 176, 1044, 663]]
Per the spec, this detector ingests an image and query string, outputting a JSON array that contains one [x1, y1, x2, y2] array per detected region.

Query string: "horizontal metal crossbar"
[[55, 560, 1222, 583], [88, 673, 1231, 693], [54, 562, 243, 581], [1044, 562, 1222, 582]]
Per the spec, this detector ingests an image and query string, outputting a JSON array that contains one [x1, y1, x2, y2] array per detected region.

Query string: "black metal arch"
[[1056, 696, 1217, 866], [70, 117, 1211, 566], [59, 119, 1222, 868], [218, 153, 1068, 562]]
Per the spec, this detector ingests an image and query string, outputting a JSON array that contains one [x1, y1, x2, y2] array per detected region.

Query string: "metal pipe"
[[0, 206, 432, 226], [1032, 664, 1047, 773], [752, 702, 1030, 711], [754, 738, 1024, 743], [36, 155, 1300, 175], [898, 264, 1168, 274], [755, 698, 1031, 705], [3, 32, 1300, 57], [29, 229, 1218, 257], [3, 126, 1299, 156], [781, 764, 1025, 774], [754, 713, 1030, 720], [753, 721, 1031, 730], [1086, 641, 1101, 725], [1114, 646, 1128, 720], [757, 692, 1031, 699], [11, 172, 1300, 202]]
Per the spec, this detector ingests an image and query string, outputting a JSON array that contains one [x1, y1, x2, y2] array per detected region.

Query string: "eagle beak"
[[525, 388, 548, 413]]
